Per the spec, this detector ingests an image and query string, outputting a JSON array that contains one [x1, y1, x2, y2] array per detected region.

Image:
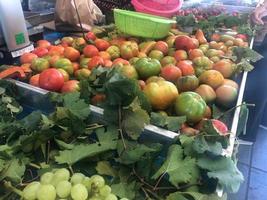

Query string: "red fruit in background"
[[120, 41, 139, 60], [37, 40, 51, 49], [212, 119, 229, 135], [64, 47, 80, 62], [154, 41, 169, 55], [48, 45, 65, 56], [83, 45, 99, 58], [61, 80, 80, 93], [95, 39, 110, 51], [20, 53, 38, 64], [85, 31, 97, 41], [175, 35, 198, 51], [174, 50, 188, 62], [29, 74, 40, 87], [176, 60, 195, 76], [99, 51, 111, 60], [32, 47, 48, 57], [188, 49, 204, 60], [72, 62, 80, 72], [39, 68, 64, 91], [113, 58, 130, 66], [160, 56, 176, 67], [160, 64, 182, 82], [31, 58, 50, 72], [91, 94, 106, 105], [104, 60, 113, 68], [75, 68, 91, 80], [57, 68, 70, 82], [236, 34, 247, 42], [61, 37, 74, 46], [49, 55, 61, 66], [88, 56, 104, 70], [138, 80, 146, 90]]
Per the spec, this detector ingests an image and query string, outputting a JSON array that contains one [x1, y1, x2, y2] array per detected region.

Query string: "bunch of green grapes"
[[21, 168, 129, 200]]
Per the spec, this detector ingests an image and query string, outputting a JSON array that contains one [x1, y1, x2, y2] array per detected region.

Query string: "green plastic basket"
[[114, 9, 176, 39]]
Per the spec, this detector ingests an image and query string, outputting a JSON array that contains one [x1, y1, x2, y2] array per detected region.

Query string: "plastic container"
[[131, 0, 183, 18], [114, 9, 176, 39]]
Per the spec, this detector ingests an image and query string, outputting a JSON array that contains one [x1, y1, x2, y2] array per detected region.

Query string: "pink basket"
[[131, 0, 183, 18]]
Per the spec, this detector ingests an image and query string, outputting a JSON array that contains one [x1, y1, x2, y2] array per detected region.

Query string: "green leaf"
[[193, 136, 223, 156], [237, 104, 249, 136], [63, 92, 91, 120], [151, 112, 186, 132], [111, 181, 136, 200], [179, 135, 195, 156], [117, 140, 159, 164], [197, 156, 244, 193], [152, 145, 197, 186], [150, 112, 166, 127], [104, 71, 140, 106], [18, 111, 42, 131], [96, 161, 117, 177], [166, 116, 187, 132], [122, 108, 150, 140], [54, 138, 74, 150], [167, 193, 189, 200], [55, 128, 118, 165], [0, 158, 28, 183]]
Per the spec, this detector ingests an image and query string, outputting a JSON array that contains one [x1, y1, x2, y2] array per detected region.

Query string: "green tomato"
[[175, 91, 206, 123], [54, 58, 73, 75], [134, 58, 161, 80]]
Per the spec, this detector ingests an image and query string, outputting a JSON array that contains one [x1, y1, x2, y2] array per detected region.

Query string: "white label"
[[11, 44, 34, 58]]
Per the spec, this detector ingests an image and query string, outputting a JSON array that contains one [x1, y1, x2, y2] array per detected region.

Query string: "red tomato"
[[112, 58, 130, 66], [37, 40, 51, 49], [95, 39, 110, 51], [85, 31, 97, 41], [29, 74, 40, 87], [32, 47, 48, 57], [88, 56, 104, 70], [61, 80, 80, 93], [72, 62, 80, 72], [104, 60, 113, 68], [64, 47, 80, 62], [83, 45, 99, 58], [48, 45, 65, 56], [39, 68, 65, 91], [20, 53, 38, 64]]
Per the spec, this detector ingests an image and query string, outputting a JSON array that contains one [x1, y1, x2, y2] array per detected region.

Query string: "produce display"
[[0, 12, 263, 199]]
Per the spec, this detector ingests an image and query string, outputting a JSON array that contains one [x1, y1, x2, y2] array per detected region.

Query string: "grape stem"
[[217, 103, 255, 120], [118, 104, 127, 151], [29, 163, 41, 169], [3, 181, 23, 197]]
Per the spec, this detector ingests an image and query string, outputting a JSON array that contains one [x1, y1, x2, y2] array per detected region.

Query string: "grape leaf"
[[152, 145, 197, 186], [151, 112, 186, 132], [167, 193, 189, 200], [122, 108, 150, 140], [166, 116, 187, 132], [96, 161, 117, 177], [193, 136, 223, 156], [62, 92, 91, 120], [197, 156, 244, 193], [179, 135, 195, 157], [111, 181, 136, 200], [117, 140, 160, 164], [54, 138, 74, 150], [0, 158, 28, 183], [55, 128, 118, 165]]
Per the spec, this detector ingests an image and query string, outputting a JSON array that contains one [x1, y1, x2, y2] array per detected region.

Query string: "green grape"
[[90, 175, 105, 189], [22, 181, 40, 200], [88, 197, 102, 200], [52, 168, 70, 186], [120, 198, 129, 200], [82, 177, 92, 191], [40, 172, 54, 185], [56, 181, 71, 198], [99, 185, 111, 197], [71, 173, 85, 185], [104, 194, 118, 200], [71, 183, 88, 200], [36, 184, 56, 200]]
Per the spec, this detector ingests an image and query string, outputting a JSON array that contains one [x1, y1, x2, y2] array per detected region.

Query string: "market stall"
[[0, 0, 264, 199]]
